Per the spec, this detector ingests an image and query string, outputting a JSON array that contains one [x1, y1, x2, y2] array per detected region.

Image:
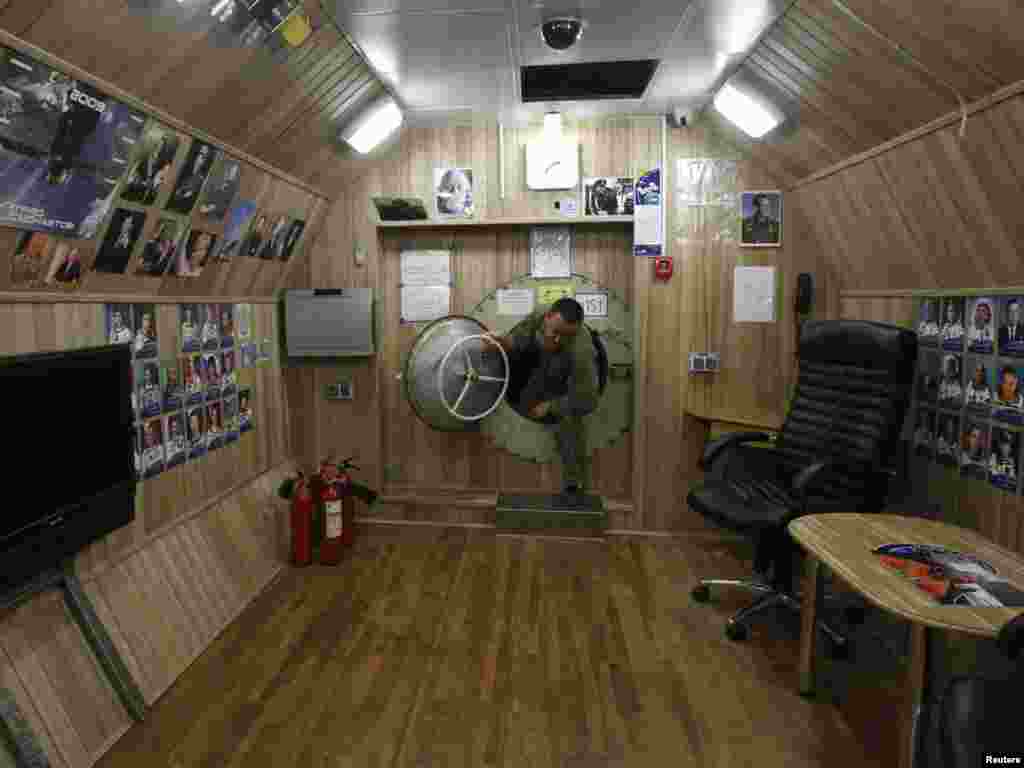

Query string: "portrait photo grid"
[[912, 295, 1024, 494], [106, 302, 257, 482]]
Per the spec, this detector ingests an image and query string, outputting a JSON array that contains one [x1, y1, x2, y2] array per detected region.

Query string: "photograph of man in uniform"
[[0, 49, 146, 237], [913, 409, 935, 457], [106, 303, 134, 346], [223, 396, 239, 444], [215, 199, 256, 262], [959, 422, 989, 480], [989, 428, 1018, 492], [239, 388, 253, 432], [164, 413, 186, 469], [162, 363, 183, 413], [120, 123, 179, 206], [221, 350, 237, 395], [935, 415, 960, 467], [206, 401, 223, 451], [180, 304, 200, 353], [740, 191, 782, 247], [138, 361, 161, 418], [937, 354, 962, 409], [998, 297, 1024, 356], [485, 297, 599, 499], [42, 241, 83, 286], [203, 353, 221, 399], [93, 208, 143, 273], [132, 304, 157, 358], [166, 140, 217, 215], [183, 354, 205, 406], [10, 230, 53, 285], [141, 418, 164, 479], [197, 156, 240, 219], [966, 298, 994, 354], [964, 359, 992, 410], [187, 406, 206, 459], [281, 218, 305, 261], [940, 298, 965, 351], [136, 218, 181, 276], [243, 212, 268, 258], [917, 298, 940, 343], [220, 305, 235, 348], [201, 304, 220, 350]]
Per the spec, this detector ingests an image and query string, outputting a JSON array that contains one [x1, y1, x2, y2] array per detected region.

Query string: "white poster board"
[[400, 250, 451, 286], [734, 266, 777, 323], [401, 285, 451, 323], [633, 167, 662, 256], [497, 289, 535, 316]]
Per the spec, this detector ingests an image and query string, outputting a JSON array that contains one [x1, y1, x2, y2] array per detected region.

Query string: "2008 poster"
[[0, 46, 144, 237]]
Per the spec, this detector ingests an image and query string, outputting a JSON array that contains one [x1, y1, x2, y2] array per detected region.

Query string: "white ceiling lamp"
[[343, 96, 404, 154], [713, 83, 780, 139]]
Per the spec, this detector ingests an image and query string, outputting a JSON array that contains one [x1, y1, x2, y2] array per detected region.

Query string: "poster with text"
[[0, 47, 145, 237], [966, 297, 994, 354], [281, 218, 305, 261], [135, 217, 183, 277], [165, 139, 217, 215], [105, 303, 134, 346], [196, 155, 240, 219], [163, 412, 186, 469], [940, 297, 965, 352], [9, 230, 54, 285], [216, 199, 256, 262], [244, 210, 270, 258], [169, 228, 218, 278], [633, 168, 661, 257], [916, 350, 940, 404], [998, 296, 1024, 357], [93, 207, 144, 273], [260, 213, 290, 260], [132, 303, 158, 358], [119, 120, 180, 206]]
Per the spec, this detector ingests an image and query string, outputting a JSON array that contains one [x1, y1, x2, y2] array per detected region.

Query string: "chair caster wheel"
[[725, 621, 748, 642], [691, 584, 711, 603]]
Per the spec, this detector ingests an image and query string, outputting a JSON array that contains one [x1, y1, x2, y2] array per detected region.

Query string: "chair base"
[[692, 577, 848, 650]]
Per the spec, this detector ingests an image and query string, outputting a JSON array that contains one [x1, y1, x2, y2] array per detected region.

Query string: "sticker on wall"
[[165, 139, 218, 216], [989, 427, 1019, 492], [164, 412, 187, 469], [120, 120, 181, 207]]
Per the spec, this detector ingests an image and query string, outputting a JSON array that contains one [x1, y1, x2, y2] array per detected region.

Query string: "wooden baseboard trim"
[[356, 517, 746, 541]]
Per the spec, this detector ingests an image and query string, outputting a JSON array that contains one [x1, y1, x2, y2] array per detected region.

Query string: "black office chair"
[[940, 613, 1024, 767], [688, 320, 918, 642]]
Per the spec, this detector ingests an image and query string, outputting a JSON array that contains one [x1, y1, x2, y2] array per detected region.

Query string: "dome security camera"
[[539, 17, 586, 51]]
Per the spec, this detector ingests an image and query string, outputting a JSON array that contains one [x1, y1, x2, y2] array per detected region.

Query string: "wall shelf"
[[376, 215, 634, 228]]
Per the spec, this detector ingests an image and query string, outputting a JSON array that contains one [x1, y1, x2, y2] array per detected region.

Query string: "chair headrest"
[[997, 612, 1024, 660], [800, 320, 918, 369]]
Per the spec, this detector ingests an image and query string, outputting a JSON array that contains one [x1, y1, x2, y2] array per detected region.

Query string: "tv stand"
[[0, 560, 146, 768]]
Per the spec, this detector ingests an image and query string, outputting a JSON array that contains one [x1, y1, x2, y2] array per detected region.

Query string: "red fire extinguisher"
[[290, 473, 313, 566], [318, 458, 356, 565]]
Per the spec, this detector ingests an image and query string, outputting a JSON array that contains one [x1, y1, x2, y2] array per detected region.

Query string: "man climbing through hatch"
[[484, 297, 599, 500]]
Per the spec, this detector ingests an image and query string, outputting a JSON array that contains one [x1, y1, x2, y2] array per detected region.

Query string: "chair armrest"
[[700, 432, 772, 469], [791, 460, 895, 500]]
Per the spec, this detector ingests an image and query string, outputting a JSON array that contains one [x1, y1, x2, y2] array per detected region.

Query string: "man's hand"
[[528, 400, 552, 419]]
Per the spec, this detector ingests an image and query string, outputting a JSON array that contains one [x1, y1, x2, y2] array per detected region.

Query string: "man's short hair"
[[551, 297, 583, 326], [1008, 298, 1020, 310]]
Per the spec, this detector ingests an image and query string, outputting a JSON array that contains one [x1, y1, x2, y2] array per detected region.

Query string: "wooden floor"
[[94, 525, 900, 768]]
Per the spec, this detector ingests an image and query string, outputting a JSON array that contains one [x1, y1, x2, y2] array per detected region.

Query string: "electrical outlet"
[[689, 352, 720, 373]]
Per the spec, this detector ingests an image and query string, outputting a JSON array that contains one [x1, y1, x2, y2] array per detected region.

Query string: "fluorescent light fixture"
[[344, 96, 403, 154], [544, 111, 562, 143], [713, 83, 780, 138], [211, 0, 232, 16]]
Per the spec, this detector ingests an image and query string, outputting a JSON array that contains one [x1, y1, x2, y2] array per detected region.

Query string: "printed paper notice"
[[401, 286, 450, 323], [734, 266, 776, 323], [497, 289, 535, 316], [400, 250, 451, 286], [536, 282, 575, 307], [633, 167, 663, 257]]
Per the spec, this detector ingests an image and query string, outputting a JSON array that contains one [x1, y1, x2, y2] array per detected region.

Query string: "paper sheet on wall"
[[497, 289, 535, 316], [633, 167, 663, 256], [400, 250, 451, 286], [536, 282, 575, 307], [734, 266, 776, 323], [401, 285, 450, 323]]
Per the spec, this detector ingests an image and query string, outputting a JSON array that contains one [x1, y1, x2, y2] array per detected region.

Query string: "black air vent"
[[521, 60, 659, 102]]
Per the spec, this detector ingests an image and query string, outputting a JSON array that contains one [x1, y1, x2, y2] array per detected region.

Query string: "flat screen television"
[[0, 344, 136, 594]]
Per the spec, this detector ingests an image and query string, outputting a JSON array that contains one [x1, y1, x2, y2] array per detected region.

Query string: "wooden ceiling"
[[0, 0, 386, 191], [708, 0, 1024, 186]]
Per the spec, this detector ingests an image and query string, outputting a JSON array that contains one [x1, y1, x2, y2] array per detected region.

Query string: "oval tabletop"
[[788, 514, 1024, 637]]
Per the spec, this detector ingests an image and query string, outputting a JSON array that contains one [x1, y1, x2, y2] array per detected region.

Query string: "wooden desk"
[[788, 514, 1024, 768]]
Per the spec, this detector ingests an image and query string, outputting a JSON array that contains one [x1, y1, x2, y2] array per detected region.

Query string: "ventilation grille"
[[520, 60, 659, 102]]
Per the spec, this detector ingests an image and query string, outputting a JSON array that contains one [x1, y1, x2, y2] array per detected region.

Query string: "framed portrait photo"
[[740, 190, 782, 247]]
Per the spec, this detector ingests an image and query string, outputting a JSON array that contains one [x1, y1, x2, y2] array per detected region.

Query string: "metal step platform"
[[495, 493, 608, 535]]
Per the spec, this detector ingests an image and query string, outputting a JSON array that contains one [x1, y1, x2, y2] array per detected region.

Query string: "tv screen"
[[0, 344, 135, 546]]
